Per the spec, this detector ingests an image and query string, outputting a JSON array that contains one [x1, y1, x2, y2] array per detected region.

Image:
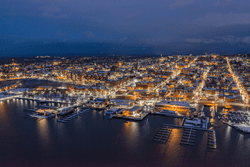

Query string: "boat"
[[105, 108, 119, 114], [29, 112, 52, 119], [28, 108, 54, 119], [57, 107, 75, 115]]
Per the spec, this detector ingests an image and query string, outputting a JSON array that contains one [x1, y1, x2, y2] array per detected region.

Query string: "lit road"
[[226, 57, 249, 106]]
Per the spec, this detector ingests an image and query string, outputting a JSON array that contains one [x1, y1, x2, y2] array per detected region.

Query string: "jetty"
[[180, 128, 197, 146], [207, 130, 217, 149], [153, 124, 173, 143]]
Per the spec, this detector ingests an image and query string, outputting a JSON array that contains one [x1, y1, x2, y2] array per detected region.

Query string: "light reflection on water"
[[37, 119, 49, 142], [93, 109, 96, 117], [123, 121, 139, 149], [168, 128, 182, 148], [142, 118, 151, 135], [238, 133, 244, 145], [124, 121, 139, 134], [1, 101, 250, 167], [224, 125, 231, 147]]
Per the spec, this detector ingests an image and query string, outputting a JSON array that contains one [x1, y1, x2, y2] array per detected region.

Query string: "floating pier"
[[207, 130, 217, 149], [153, 124, 173, 143], [180, 128, 197, 146]]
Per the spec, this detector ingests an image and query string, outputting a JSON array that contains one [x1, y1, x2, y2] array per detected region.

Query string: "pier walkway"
[[153, 124, 173, 143], [180, 128, 196, 146], [207, 130, 217, 149]]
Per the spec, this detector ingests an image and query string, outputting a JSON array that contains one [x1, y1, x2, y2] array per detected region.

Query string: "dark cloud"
[[1, 0, 250, 56]]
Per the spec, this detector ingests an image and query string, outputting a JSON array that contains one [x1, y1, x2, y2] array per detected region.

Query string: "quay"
[[0, 95, 20, 101], [16, 97, 71, 104], [162, 124, 214, 132], [110, 111, 184, 121], [16, 97, 85, 110], [198, 101, 248, 107], [223, 121, 250, 134], [151, 112, 185, 118], [111, 112, 149, 121]]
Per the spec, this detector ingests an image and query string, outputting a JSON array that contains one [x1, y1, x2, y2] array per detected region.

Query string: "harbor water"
[[0, 99, 250, 167]]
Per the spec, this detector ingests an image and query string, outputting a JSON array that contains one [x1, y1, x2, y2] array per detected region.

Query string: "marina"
[[162, 124, 214, 132], [0, 91, 250, 167]]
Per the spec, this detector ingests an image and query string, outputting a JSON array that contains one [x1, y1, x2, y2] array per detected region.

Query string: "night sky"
[[1, 0, 250, 56]]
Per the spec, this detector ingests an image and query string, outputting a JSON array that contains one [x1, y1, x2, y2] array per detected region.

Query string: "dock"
[[16, 97, 84, 107], [224, 121, 250, 134], [151, 112, 185, 118], [162, 123, 214, 132], [158, 123, 218, 148], [207, 130, 217, 149], [112, 112, 149, 121], [153, 124, 173, 143], [0, 95, 20, 101], [180, 128, 197, 146]]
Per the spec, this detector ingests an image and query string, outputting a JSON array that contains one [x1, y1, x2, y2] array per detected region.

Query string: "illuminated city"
[[1, 54, 250, 166], [1, 0, 250, 167], [1, 54, 250, 131]]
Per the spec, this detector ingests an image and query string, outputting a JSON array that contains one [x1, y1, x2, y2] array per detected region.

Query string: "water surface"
[[0, 99, 250, 167]]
